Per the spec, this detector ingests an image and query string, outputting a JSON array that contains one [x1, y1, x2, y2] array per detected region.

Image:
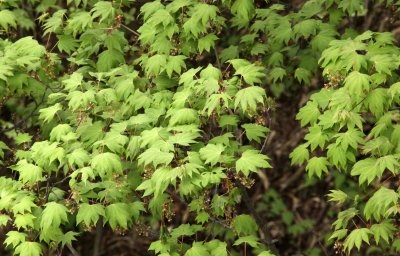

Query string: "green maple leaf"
[[269, 67, 286, 83], [344, 228, 371, 252], [140, 127, 170, 148], [306, 157, 329, 178], [165, 0, 193, 13], [351, 158, 380, 185], [146, 9, 174, 28], [0, 10, 17, 30], [171, 224, 202, 238], [327, 190, 348, 205], [296, 101, 320, 127], [370, 221, 396, 244], [57, 35, 79, 54], [129, 201, 145, 220], [289, 144, 309, 166], [76, 121, 104, 145], [140, 1, 164, 20], [137, 167, 174, 197], [311, 26, 338, 51], [330, 229, 348, 241], [0, 63, 14, 81], [179, 67, 202, 86], [168, 129, 201, 146], [333, 208, 358, 230], [0, 141, 9, 159], [334, 128, 364, 151], [91, 152, 123, 179], [236, 150, 271, 176], [96, 49, 125, 72], [10, 160, 43, 185], [219, 115, 239, 128], [62, 73, 83, 91], [200, 168, 227, 187], [231, 0, 255, 27], [66, 11, 92, 37], [344, 71, 370, 97], [67, 148, 90, 168], [230, 59, 265, 85], [376, 155, 400, 175], [15, 241, 42, 256], [191, 3, 219, 26], [273, 23, 292, 45], [220, 45, 239, 62], [206, 240, 227, 256], [209, 133, 233, 146], [365, 88, 388, 117], [0, 214, 10, 227], [202, 93, 230, 116], [39, 103, 62, 123], [338, 0, 365, 14], [232, 214, 258, 235], [76, 203, 105, 227], [4, 231, 26, 248], [386, 76, 400, 97], [234, 86, 265, 112], [110, 30, 132, 50], [364, 187, 399, 221], [12, 196, 37, 214], [59, 231, 79, 247], [294, 67, 312, 84], [326, 144, 347, 170], [168, 108, 198, 126], [14, 213, 36, 230], [138, 147, 174, 167], [199, 143, 225, 166], [185, 242, 209, 256], [196, 211, 209, 224], [309, 88, 334, 110], [91, 1, 115, 22], [166, 55, 186, 77], [267, 52, 284, 66], [105, 203, 131, 230], [94, 131, 128, 153], [148, 240, 170, 254], [77, 167, 95, 184], [340, 40, 368, 71], [14, 133, 32, 145], [242, 123, 269, 143], [145, 54, 167, 76], [233, 235, 260, 248], [293, 19, 319, 39], [41, 202, 69, 230], [211, 195, 228, 216], [304, 125, 328, 151], [43, 10, 66, 35], [0, 190, 16, 211], [198, 34, 219, 53]]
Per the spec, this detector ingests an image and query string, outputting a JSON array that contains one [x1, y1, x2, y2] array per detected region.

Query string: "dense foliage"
[[1, 0, 400, 255]]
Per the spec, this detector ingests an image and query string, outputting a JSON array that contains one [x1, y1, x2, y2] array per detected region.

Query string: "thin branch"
[[67, 244, 80, 256], [45, 175, 71, 203], [260, 107, 272, 154], [92, 217, 103, 256], [120, 23, 140, 37], [214, 46, 221, 70], [237, 183, 280, 255]]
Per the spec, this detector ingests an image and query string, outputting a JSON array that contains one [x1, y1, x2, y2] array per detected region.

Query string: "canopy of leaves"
[[1, 0, 400, 256]]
